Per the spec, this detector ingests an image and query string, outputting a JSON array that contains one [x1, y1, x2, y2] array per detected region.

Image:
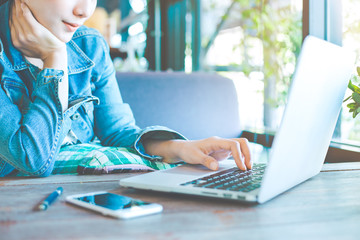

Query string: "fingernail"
[[243, 162, 247, 170], [210, 162, 218, 170], [241, 157, 247, 170]]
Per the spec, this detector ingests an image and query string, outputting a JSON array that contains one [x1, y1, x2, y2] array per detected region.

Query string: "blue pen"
[[38, 187, 63, 211]]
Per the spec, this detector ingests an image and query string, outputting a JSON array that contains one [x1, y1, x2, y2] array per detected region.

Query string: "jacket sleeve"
[[0, 69, 68, 177], [0, 64, 98, 177]]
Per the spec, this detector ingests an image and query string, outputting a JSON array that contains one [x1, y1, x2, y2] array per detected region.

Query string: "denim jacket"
[[0, 2, 185, 177]]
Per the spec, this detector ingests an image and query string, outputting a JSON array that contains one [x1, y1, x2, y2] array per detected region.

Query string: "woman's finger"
[[11, 0, 65, 57], [10, 2, 25, 46], [181, 143, 219, 170], [19, 2, 39, 33], [16, 0, 47, 39], [12, 1, 32, 38], [209, 149, 231, 161], [234, 138, 252, 170], [228, 140, 247, 171], [210, 138, 247, 171], [197, 151, 218, 170]]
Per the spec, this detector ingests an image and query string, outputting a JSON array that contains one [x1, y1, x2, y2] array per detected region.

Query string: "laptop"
[[120, 36, 355, 204]]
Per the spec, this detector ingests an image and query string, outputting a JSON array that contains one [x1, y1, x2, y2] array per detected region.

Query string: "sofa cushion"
[[116, 71, 242, 140]]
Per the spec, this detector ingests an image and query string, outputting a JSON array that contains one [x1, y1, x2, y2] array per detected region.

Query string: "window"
[[114, 0, 360, 161], [305, 0, 360, 151], [197, 0, 302, 131], [339, 0, 360, 144], [195, 0, 360, 155]]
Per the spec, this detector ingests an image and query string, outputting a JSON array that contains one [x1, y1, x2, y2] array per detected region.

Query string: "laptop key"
[[181, 163, 266, 192]]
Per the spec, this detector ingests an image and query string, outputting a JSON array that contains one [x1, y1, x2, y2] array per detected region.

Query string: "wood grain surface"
[[1, 163, 360, 240]]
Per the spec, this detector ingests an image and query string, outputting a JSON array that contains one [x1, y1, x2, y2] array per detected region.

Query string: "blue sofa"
[[116, 71, 243, 140]]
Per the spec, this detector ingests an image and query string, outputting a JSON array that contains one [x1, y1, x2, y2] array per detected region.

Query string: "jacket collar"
[[0, 2, 94, 74]]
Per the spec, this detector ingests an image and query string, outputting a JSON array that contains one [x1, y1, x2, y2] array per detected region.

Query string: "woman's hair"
[[0, 0, 8, 6], [7, 0, 15, 23], [2, 0, 14, 11]]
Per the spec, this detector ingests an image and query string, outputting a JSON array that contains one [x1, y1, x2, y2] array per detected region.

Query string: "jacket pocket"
[[1, 79, 31, 113], [80, 101, 95, 128]]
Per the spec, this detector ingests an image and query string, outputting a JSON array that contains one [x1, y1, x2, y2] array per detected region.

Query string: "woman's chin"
[[56, 32, 76, 43], [61, 36, 74, 43]]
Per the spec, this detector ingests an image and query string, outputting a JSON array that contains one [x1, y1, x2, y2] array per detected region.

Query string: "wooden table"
[[1, 162, 360, 240]]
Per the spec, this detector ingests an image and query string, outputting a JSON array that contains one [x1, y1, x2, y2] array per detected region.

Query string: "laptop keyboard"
[[180, 163, 266, 192]]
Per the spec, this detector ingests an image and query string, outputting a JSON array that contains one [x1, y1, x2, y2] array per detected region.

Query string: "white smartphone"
[[66, 191, 163, 219]]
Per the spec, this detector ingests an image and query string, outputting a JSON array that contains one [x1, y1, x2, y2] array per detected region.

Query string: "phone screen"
[[74, 193, 151, 210]]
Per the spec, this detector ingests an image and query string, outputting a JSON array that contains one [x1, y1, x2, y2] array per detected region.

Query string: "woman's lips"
[[63, 21, 80, 32]]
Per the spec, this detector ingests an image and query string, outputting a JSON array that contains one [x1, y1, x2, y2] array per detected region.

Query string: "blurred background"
[[85, 0, 360, 148]]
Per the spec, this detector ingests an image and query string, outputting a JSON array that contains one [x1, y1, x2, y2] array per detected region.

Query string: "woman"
[[0, 0, 251, 177]]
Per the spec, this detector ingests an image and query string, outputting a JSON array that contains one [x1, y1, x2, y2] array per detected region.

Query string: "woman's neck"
[[25, 56, 44, 69]]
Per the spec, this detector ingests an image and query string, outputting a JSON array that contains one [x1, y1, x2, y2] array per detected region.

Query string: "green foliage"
[[234, 0, 302, 106], [202, 0, 301, 109], [344, 67, 360, 118]]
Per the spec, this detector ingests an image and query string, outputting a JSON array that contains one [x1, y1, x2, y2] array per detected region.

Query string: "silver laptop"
[[120, 36, 355, 204]]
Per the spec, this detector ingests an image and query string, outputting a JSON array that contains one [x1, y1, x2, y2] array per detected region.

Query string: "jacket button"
[[71, 113, 80, 120]]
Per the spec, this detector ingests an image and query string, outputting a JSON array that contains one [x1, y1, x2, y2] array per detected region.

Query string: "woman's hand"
[[9, 0, 66, 64], [10, 0, 69, 111], [144, 137, 252, 171]]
